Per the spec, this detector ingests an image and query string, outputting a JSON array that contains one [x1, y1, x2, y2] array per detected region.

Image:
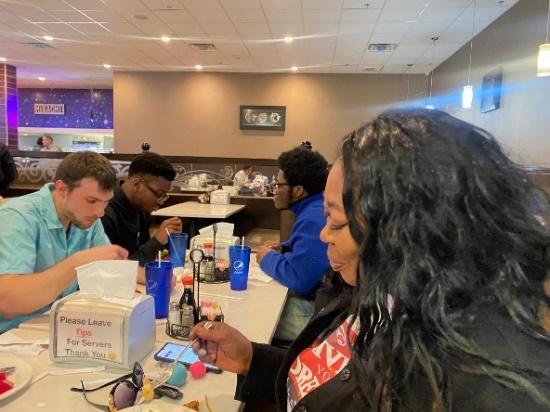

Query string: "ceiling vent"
[[367, 43, 397, 53], [189, 43, 216, 51], [21, 42, 54, 49]]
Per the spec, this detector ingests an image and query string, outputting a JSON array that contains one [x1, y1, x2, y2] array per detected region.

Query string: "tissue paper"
[[77, 260, 138, 299]]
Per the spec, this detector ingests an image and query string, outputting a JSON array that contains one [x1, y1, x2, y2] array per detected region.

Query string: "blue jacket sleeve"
[[259, 217, 328, 295]]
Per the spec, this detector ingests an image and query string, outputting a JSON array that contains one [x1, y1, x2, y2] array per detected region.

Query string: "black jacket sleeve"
[[129, 237, 164, 266], [234, 342, 287, 403]]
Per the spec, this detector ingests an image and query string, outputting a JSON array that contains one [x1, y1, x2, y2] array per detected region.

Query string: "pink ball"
[[189, 361, 207, 379]]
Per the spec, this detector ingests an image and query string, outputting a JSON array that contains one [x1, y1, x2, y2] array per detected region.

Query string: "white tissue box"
[[210, 189, 231, 204], [49, 292, 155, 369]]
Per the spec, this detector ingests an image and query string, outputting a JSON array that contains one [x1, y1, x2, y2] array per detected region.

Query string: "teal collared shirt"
[[0, 184, 110, 332]]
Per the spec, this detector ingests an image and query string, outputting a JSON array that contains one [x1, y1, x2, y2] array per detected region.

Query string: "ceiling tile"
[[62, 0, 107, 9], [81, 10, 127, 23], [369, 33, 405, 43], [166, 21, 205, 35], [340, 8, 380, 22], [48, 10, 94, 22], [219, 0, 263, 10], [302, 0, 343, 10], [40, 22, 83, 34], [180, 0, 224, 11], [153, 10, 196, 22], [269, 21, 303, 36], [141, 0, 184, 10], [374, 21, 413, 34], [261, 0, 300, 10], [428, 0, 471, 6], [384, 0, 429, 8], [458, 6, 509, 21], [342, 0, 385, 8], [304, 21, 338, 35], [201, 22, 240, 37], [339, 21, 375, 34], [132, 21, 173, 36], [69, 22, 111, 35], [235, 21, 270, 34], [419, 7, 466, 21], [226, 10, 266, 22], [379, 8, 423, 22], [380, 65, 407, 73], [264, 9, 303, 22], [304, 10, 339, 22], [191, 10, 230, 23]]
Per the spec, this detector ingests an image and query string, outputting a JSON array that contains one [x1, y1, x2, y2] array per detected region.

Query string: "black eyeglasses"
[[140, 179, 169, 203], [71, 362, 144, 411], [274, 181, 290, 189]]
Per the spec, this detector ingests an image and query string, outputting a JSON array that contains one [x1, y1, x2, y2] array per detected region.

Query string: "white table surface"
[[152, 202, 246, 219], [1, 262, 287, 412]]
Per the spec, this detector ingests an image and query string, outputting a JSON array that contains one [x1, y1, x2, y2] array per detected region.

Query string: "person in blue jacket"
[[256, 146, 329, 341]]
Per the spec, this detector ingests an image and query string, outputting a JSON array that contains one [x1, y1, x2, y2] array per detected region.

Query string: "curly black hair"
[[128, 152, 176, 182], [277, 147, 328, 195], [338, 108, 550, 410]]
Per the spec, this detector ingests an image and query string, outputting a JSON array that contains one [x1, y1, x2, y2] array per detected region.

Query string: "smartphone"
[[154, 342, 222, 373]]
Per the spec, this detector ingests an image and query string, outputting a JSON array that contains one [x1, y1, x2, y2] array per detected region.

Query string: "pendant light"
[[537, 0, 550, 77], [426, 36, 438, 110], [462, 0, 476, 109]]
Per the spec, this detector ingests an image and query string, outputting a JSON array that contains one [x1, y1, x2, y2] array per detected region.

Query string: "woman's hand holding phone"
[[190, 321, 253, 376]]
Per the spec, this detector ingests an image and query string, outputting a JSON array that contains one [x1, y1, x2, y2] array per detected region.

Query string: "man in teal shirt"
[[0, 152, 128, 333]]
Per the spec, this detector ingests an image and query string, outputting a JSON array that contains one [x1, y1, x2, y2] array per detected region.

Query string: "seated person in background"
[[0, 142, 17, 197], [33, 136, 43, 150], [101, 152, 182, 283], [0, 152, 128, 333], [256, 147, 330, 341], [41, 134, 62, 152], [192, 109, 550, 412], [233, 164, 253, 191]]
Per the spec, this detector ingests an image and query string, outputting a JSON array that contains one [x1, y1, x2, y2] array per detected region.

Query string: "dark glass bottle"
[[179, 287, 198, 324]]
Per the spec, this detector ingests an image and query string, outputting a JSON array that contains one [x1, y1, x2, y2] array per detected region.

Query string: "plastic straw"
[[165, 228, 177, 253], [157, 250, 162, 267], [241, 236, 245, 247]]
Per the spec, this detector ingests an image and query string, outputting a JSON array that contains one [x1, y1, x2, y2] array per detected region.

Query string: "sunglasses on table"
[[70, 362, 144, 411]]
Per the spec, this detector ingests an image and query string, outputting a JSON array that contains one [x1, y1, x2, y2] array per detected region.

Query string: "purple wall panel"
[[18, 88, 113, 129]]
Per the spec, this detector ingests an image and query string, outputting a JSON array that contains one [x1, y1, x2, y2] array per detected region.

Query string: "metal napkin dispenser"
[[49, 292, 155, 369]]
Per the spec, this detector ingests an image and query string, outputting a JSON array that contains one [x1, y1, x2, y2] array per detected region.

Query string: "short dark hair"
[[128, 152, 176, 181], [54, 152, 116, 191], [277, 147, 328, 195]]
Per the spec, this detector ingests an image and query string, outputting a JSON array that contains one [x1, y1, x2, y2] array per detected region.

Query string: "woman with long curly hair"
[[191, 109, 550, 411]]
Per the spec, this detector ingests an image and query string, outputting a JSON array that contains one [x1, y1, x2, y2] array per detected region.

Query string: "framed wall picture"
[[480, 69, 503, 113], [239, 105, 286, 131]]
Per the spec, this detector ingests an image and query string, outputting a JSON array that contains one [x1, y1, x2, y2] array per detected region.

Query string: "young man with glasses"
[[101, 152, 182, 283], [256, 147, 330, 342]]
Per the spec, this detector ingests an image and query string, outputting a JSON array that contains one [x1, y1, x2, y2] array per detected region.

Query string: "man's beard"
[[62, 207, 93, 230]]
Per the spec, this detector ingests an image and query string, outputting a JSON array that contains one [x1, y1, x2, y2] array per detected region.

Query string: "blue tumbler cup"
[[229, 245, 251, 291], [168, 233, 188, 269], [145, 261, 173, 318]]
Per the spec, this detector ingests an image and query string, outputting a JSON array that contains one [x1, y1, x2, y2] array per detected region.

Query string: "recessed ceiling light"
[[43, 35, 53, 41], [103, 63, 111, 69], [0, 57, 6, 62], [195, 64, 202, 70], [161, 36, 171, 43], [38, 77, 45, 81], [291, 66, 298, 72], [284, 36, 293, 43]]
